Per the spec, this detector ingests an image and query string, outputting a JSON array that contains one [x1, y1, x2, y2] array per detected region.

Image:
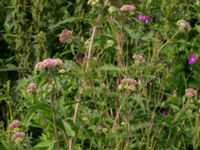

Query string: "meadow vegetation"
[[0, 0, 200, 149]]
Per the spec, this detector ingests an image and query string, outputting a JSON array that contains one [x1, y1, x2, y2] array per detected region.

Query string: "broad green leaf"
[[34, 141, 55, 149], [27, 102, 51, 114], [62, 120, 75, 137]]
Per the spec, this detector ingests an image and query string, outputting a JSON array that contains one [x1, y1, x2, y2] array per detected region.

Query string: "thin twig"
[[157, 29, 180, 52]]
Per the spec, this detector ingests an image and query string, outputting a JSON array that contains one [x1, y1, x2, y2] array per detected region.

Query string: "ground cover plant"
[[0, 0, 200, 149]]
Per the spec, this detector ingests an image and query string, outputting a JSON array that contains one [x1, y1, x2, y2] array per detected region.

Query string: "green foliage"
[[0, 0, 200, 149]]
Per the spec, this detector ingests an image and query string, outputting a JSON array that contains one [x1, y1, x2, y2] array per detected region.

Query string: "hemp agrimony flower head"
[[132, 53, 145, 64], [120, 4, 135, 13], [137, 15, 152, 23], [11, 131, 25, 144], [59, 29, 72, 43], [35, 58, 63, 70], [177, 19, 191, 31], [188, 53, 198, 64], [185, 88, 197, 98], [27, 82, 37, 93], [118, 78, 137, 91], [9, 120, 21, 129]]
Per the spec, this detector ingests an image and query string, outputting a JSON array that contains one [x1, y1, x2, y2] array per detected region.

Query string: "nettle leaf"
[[27, 102, 51, 114], [33, 141, 55, 149], [62, 120, 75, 137]]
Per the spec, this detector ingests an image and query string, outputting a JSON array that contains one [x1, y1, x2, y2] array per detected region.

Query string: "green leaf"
[[0, 67, 25, 72], [131, 122, 147, 132], [53, 17, 84, 29], [0, 95, 10, 102], [27, 102, 51, 114], [62, 120, 75, 137], [99, 64, 118, 71], [169, 104, 180, 111], [34, 141, 55, 149], [173, 110, 185, 123]]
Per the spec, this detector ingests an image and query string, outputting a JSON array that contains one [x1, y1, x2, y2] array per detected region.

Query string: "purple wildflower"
[[188, 53, 198, 64], [137, 15, 152, 23], [162, 111, 168, 116]]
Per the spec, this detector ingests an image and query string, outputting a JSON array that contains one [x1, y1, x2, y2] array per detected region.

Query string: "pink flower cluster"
[[11, 131, 25, 142], [27, 83, 37, 93], [59, 29, 72, 43], [9, 119, 25, 143], [185, 88, 197, 98], [9, 119, 21, 129], [120, 5, 135, 12], [35, 58, 63, 69]]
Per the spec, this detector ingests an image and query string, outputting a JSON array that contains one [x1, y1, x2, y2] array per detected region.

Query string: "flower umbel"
[[35, 58, 63, 70], [118, 78, 137, 91], [9, 120, 21, 129], [59, 29, 72, 43], [185, 88, 197, 98], [177, 19, 191, 31], [120, 5, 135, 12], [188, 53, 198, 64], [11, 131, 25, 143], [27, 83, 37, 93]]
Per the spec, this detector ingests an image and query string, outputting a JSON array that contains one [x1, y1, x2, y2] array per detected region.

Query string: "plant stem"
[[157, 29, 180, 52], [68, 84, 83, 150], [51, 92, 59, 150], [49, 71, 60, 150], [86, 0, 109, 69]]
